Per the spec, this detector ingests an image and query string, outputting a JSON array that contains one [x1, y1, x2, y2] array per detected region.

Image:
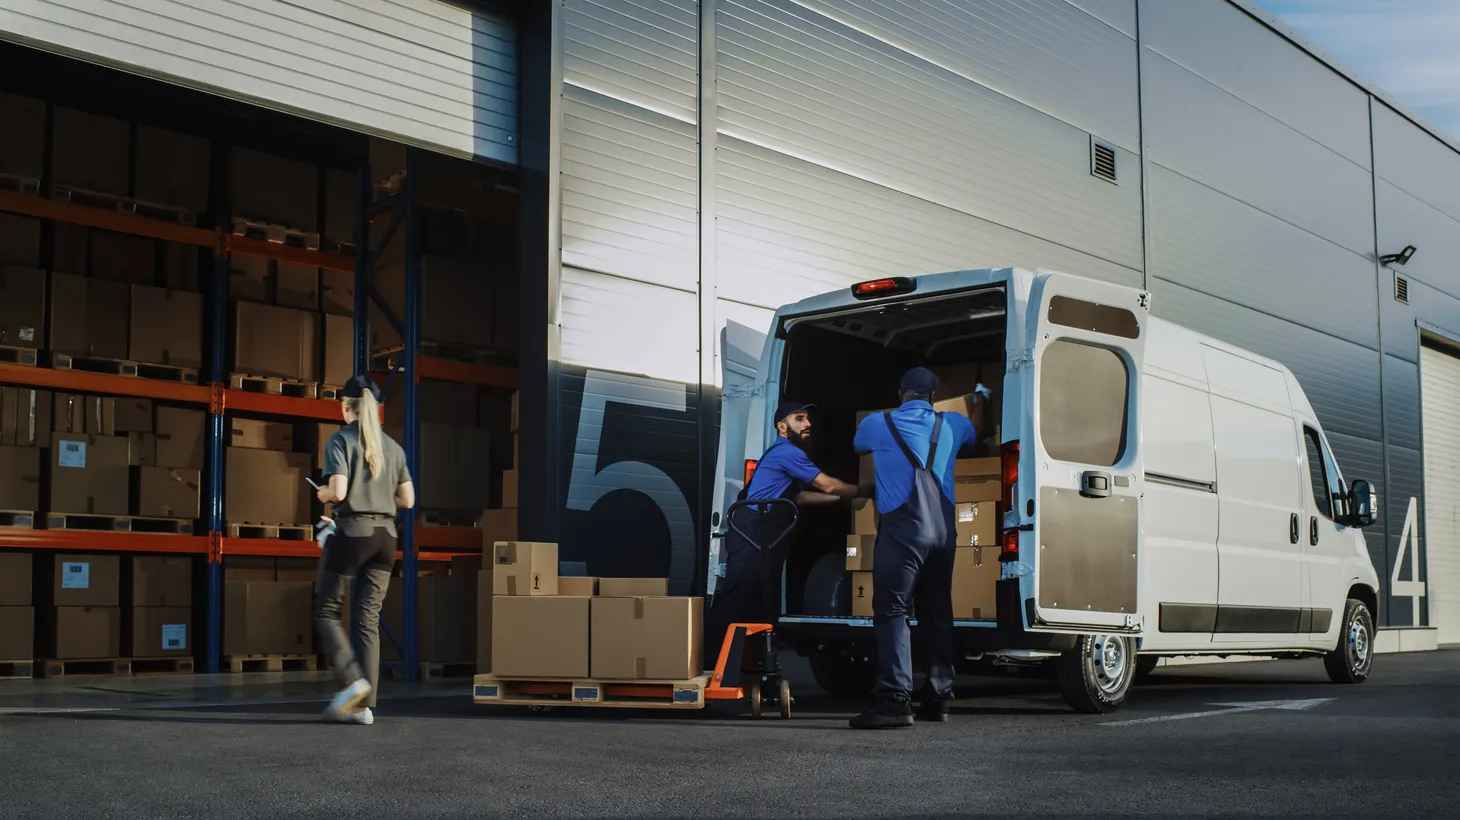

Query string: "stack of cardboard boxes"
[[224, 418, 312, 528], [487, 541, 702, 681], [128, 556, 192, 658], [222, 558, 314, 658], [41, 553, 121, 659], [0, 386, 48, 515], [44, 399, 205, 521], [478, 390, 518, 543], [0, 553, 33, 662], [380, 555, 479, 666]]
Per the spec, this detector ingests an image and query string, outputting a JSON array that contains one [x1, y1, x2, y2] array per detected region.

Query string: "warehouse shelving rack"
[[0, 147, 511, 678]]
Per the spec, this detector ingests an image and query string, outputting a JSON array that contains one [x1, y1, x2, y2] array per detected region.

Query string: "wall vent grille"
[[1395, 275, 1409, 304], [1090, 138, 1117, 183]]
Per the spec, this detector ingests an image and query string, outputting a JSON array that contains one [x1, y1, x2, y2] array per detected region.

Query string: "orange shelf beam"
[[417, 357, 518, 389], [0, 530, 209, 554], [224, 389, 342, 421], [225, 234, 354, 273], [217, 538, 463, 564], [0, 363, 213, 404], [415, 525, 483, 551], [0, 189, 215, 247]]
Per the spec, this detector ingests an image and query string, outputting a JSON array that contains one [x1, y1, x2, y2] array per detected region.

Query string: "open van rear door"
[[708, 320, 768, 595], [1024, 273, 1149, 632]]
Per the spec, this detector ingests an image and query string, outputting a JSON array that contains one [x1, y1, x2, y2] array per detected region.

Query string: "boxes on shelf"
[[129, 607, 191, 656], [558, 576, 598, 597], [851, 571, 873, 617], [230, 256, 270, 303], [275, 262, 319, 311], [0, 387, 50, 447], [130, 556, 192, 607], [274, 558, 318, 583], [852, 498, 877, 535], [49, 272, 130, 360], [321, 269, 355, 315], [0, 214, 41, 268], [0, 552, 33, 606], [135, 466, 201, 519], [50, 606, 122, 659], [492, 595, 589, 678], [228, 419, 294, 451], [50, 433, 130, 515], [0, 265, 44, 350], [323, 314, 353, 386], [0, 444, 42, 511], [955, 460, 1001, 503], [953, 547, 999, 620], [228, 148, 319, 231], [222, 557, 276, 583], [91, 230, 157, 285], [129, 432, 157, 467], [0, 91, 45, 181], [223, 581, 313, 656], [492, 542, 558, 596], [53, 394, 114, 436], [130, 285, 203, 369], [597, 578, 668, 598], [315, 423, 343, 471], [381, 573, 476, 663], [50, 107, 130, 196], [590, 596, 703, 680], [51, 223, 89, 275], [47, 554, 120, 608], [162, 243, 201, 293], [156, 407, 206, 470], [0, 606, 34, 660], [133, 125, 210, 214], [413, 423, 491, 510], [479, 508, 517, 548], [225, 447, 312, 526], [113, 398, 152, 434], [234, 301, 320, 381]]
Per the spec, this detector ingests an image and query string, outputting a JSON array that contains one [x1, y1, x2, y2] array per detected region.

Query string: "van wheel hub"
[[1349, 621, 1370, 670], [1092, 635, 1127, 694]]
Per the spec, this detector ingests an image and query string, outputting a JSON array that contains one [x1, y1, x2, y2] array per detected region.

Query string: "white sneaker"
[[323, 679, 372, 720], [335, 708, 373, 725]]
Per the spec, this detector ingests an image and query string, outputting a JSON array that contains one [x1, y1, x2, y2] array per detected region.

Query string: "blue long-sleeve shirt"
[[853, 401, 978, 513]]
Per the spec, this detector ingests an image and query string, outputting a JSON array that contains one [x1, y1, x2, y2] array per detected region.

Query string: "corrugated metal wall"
[[0, 0, 517, 163]]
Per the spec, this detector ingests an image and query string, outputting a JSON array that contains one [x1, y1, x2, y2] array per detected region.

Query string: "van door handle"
[[1289, 513, 1300, 544], [1309, 516, 1319, 547], [1080, 471, 1112, 499]]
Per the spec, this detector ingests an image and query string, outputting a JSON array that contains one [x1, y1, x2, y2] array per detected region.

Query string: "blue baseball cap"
[[900, 367, 939, 398], [774, 399, 815, 423]]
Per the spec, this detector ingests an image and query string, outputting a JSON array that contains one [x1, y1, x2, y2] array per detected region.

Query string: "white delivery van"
[[710, 268, 1382, 713]]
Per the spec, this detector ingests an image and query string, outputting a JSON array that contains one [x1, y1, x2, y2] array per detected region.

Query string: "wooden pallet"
[[228, 372, 319, 399], [225, 654, 318, 674], [45, 512, 132, 532], [0, 173, 40, 196], [38, 658, 132, 679], [0, 345, 38, 366], [127, 517, 196, 536], [225, 522, 312, 541], [230, 217, 321, 250], [51, 186, 197, 226], [49, 351, 138, 378], [318, 384, 343, 401], [472, 673, 710, 710], [0, 511, 35, 530], [133, 361, 200, 384], [0, 660, 35, 680], [130, 656, 195, 676], [420, 509, 480, 528]]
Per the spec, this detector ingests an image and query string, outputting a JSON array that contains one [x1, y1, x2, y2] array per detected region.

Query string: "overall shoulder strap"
[[883, 411, 925, 469], [927, 412, 944, 467]]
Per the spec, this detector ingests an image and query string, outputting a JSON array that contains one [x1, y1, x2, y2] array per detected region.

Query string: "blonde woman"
[[314, 375, 414, 724]]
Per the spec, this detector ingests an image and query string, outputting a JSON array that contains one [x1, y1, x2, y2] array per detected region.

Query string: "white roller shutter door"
[[0, 0, 516, 164], [1420, 344, 1460, 644]]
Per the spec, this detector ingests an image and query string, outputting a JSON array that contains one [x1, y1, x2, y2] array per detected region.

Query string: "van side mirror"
[[1344, 479, 1378, 528]]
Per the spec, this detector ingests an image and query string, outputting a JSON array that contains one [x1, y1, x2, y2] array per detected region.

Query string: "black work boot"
[[915, 697, 950, 723], [848, 696, 914, 730]]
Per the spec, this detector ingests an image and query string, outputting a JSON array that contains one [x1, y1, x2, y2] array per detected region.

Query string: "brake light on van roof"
[[851, 277, 917, 299]]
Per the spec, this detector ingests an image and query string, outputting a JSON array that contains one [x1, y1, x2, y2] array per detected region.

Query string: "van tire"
[[1324, 598, 1374, 684], [1057, 634, 1136, 714], [809, 649, 875, 698], [1133, 655, 1159, 684]]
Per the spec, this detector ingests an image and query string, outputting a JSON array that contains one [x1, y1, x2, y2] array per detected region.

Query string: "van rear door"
[[707, 320, 768, 595], [1024, 273, 1149, 632]]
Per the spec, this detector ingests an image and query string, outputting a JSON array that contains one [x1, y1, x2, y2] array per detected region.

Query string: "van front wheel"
[[1323, 598, 1374, 684], [1057, 634, 1136, 714]]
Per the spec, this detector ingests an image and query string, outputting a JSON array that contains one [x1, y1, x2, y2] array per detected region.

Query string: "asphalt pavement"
[[2, 650, 1457, 819]]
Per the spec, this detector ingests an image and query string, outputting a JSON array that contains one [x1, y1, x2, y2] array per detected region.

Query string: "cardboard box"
[[590, 596, 703, 680], [225, 447, 312, 525], [234, 301, 320, 381], [275, 262, 319, 311], [49, 554, 120, 607], [91, 230, 156, 285], [229, 419, 295, 451], [852, 498, 877, 535], [229, 148, 318, 230], [131, 556, 193, 607], [129, 432, 158, 466], [859, 453, 875, 484], [130, 606, 192, 656], [134, 125, 210, 213], [955, 478, 1001, 504], [51, 107, 130, 196], [51, 433, 130, 515], [136, 466, 201, 519], [416, 423, 457, 509], [324, 313, 353, 386], [846, 534, 876, 572], [0, 606, 34, 660], [0, 552, 33, 606], [479, 508, 517, 550], [501, 469, 519, 508], [114, 398, 153, 434], [315, 423, 343, 470], [0, 91, 45, 180], [0, 265, 44, 349], [0, 445, 41, 512], [223, 581, 313, 656], [381, 573, 475, 662], [83, 396, 116, 436], [274, 558, 318, 584], [932, 393, 974, 422], [1, 387, 50, 446], [955, 502, 997, 548], [386, 379, 479, 428], [321, 268, 355, 316], [0, 213, 41, 268], [477, 570, 493, 672], [492, 542, 558, 596], [156, 407, 206, 470], [51, 222, 89, 275], [223, 557, 275, 583], [50, 272, 131, 360], [953, 547, 999, 620], [492, 595, 589, 678], [598, 578, 669, 598], [230, 256, 270, 303], [955, 458, 1000, 478], [851, 571, 874, 617], [558, 576, 598, 597], [130, 285, 204, 369], [51, 606, 122, 659], [163, 242, 201, 293]]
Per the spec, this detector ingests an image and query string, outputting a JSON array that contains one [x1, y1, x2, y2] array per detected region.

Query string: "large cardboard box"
[[0, 265, 44, 349], [1, 387, 50, 446], [931, 393, 974, 422], [955, 478, 1001, 504], [130, 556, 193, 607], [51, 606, 121, 659], [558, 577, 598, 597], [163, 243, 201, 293], [49, 554, 120, 607], [501, 469, 519, 508], [225, 447, 312, 526], [590, 597, 703, 680], [492, 595, 590, 678], [492, 542, 558, 596], [955, 502, 997, 548], [223, 581, 313, 656], [0, 91, 45, 180], [51, 222, 88, 275], [133, 125, 210, 213], [230, 256, 270, 303], [228, 418, 294, 451], [851, 571, 873, 617], [859, 453, 875, 484], [91, 231, 156, 285], [130, 607, 192, 656], [315, 423, 343, 470], [51, 433, 130, 515], [323, 313, 353, 386], [0, 445, 41, 512], [851, 498, 877, 535], [53, 394, 110, 435], [50, 272, 130, 359], [114, 398, 152, 434], [136, 466, 201, 519], [598, 578, 669, 598], [130, 285, 204, 369], [228, 148, 318, 230], [234, 301, 320, 381], [0, 607, 34, 660], [953, 547, 999, 620], [129, 432, 157, 466], [479, 509, 517, 550], [321, 268, 355, 316], [0, 214, 41, 268], [0, 552, 32, 606], [955, 458, 1000, 478], [156, 407, 206, 470], [846, 535, 876, 572], [274, 558, 318, 583], [51, 107, 130, 196], [223, 557, 276, 583], [275, 262, 319, 311]]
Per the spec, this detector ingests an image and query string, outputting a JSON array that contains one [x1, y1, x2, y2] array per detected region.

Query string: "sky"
[[1261, 0, 1460, 140]]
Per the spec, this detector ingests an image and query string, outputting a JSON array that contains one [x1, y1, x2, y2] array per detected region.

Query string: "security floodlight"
[[1379, 245, 1417, 266]]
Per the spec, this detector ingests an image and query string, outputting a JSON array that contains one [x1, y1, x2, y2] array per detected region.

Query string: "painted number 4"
[[1392, 496, 1426, 626]]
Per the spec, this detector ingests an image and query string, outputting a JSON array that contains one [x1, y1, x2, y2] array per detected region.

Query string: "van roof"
[[776, 267, 1026, 321]]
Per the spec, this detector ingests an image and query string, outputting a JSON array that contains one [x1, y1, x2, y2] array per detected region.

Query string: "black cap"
[[900, 367, 939, 398], [341, 374, 382, 403], [774, 399, 814, 423]]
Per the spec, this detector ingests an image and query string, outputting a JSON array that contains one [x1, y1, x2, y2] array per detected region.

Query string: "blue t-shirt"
[[853, 401, 978, 513], [745, 437, 822, 499]]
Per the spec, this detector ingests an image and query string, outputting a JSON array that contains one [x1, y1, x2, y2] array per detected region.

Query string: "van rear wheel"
[[1057, 634, 1136, 714], [1324, 598, 1374, 684]]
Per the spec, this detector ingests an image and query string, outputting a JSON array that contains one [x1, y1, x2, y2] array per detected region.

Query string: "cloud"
[[1260, 0, 1460, 138]]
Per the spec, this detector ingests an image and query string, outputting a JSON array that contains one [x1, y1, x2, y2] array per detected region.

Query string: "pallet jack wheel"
[[749, 682, 763, 718], [779, 679, 792, 720]]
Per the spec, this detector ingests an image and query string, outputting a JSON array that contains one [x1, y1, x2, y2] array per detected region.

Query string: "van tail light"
[[851, 277, 916, 299], [744, 459, 759, 486], [1000, 440, 1020, 557]]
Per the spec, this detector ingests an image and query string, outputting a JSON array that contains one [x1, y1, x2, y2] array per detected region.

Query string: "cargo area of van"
[[774, 283, 1008, 627]]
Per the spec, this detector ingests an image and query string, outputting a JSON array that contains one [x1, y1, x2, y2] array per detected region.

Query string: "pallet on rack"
[[130, 657, 195, 676], [51, 186, 197, 226], [319, 384, 343, 401], [225, 522, 312, 541], [230, 217, 321, 250], [0, 511, 35, 530], [45, 512, 132, 532], [0, 660, 35, 680], [49, 351, 139, 378], [126, 517, 196, 536], [133, 361, 201, 384], [225, 654, 318, 674], [228, 373, 319, 399], [420, 509, 480, 528], [38, 658, 132, 679], [0, 173, 40, 196], [471, 673, 711, 710], [0, 345, 38, 367]]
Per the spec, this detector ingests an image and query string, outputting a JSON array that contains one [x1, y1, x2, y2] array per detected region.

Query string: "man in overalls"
[[849, 368, 987, 729]]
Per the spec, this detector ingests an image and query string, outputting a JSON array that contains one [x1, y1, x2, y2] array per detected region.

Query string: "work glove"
[[974, 383, 992, 400]]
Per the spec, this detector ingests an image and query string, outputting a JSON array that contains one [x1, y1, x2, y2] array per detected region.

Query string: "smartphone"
[[305, 476, 321, 489]]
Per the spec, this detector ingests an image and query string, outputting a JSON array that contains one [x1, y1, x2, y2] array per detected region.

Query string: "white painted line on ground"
[[0, 688, 464, 716], [1103, 697, 1336, 727]]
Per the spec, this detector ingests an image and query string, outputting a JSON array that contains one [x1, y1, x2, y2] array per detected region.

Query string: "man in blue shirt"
[[745, 400, 866, 504], [848, 368, 988, 729]]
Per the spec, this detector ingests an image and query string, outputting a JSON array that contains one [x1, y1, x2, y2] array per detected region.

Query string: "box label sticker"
[[18, 327, 34, 342], [61, 562, 90, 589], [58, 440, 86, 468], [162, 624, 187, 651]]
